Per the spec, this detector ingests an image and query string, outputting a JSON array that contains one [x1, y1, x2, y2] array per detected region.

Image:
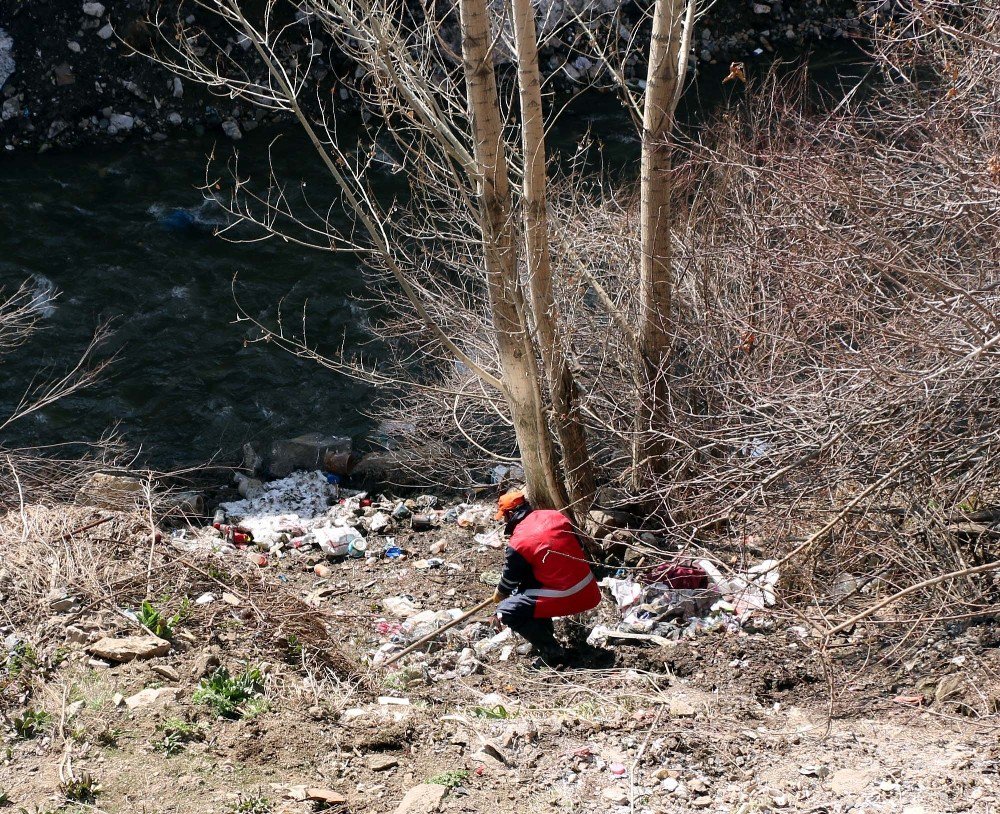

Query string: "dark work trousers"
[[496, 593, 561, 653]]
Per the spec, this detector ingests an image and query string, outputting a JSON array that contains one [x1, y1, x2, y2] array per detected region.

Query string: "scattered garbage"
[[595, 558, 781, 645], [383, 596, 420, 618], [457, 505, 493, 529], [474, 529, 504, 549], [411, 513, 435, 531], [370, 512, 391, 533], [315, 526, 363, 558]]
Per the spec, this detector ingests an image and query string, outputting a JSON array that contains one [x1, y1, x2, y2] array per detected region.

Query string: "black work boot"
[[515, 618, 568, 668]]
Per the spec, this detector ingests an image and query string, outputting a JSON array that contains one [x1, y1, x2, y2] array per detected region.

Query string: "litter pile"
[[167, 469, 785, 671], [591, 558, 780, 647], [169, 470, 498, 569]]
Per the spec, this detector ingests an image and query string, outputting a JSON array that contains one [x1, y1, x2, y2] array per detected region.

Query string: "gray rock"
[[1, 96, 18, 122], [65, 621, 104, 645], [125, 686, 180, 709], [109, 113, 134, 132], [152, 664, 180, 682], [54, 64, 75, 86], [221, 119, 242, 140], [269, 433, 352, 478], [0, 28, 14, 91], [172, 76, 183, 98], [167, 111, 183, 125], [368, 754, 399, 771], [394, 784, 446, 814], [48, 590, 79, 612], [67, 40, 82, 53], [190, 649, 220, 678], [82, 2, 106, 17], [87, 635, 170, 662], [96, 23, 114, 40]]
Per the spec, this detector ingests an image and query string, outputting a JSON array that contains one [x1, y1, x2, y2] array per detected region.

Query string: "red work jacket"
[[508, 509, 601, 618]]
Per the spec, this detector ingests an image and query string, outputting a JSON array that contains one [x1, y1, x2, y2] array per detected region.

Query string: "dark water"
[[0, 49, 869, 469], [0, 100, 648, 468], [0, 131, 378, 467]]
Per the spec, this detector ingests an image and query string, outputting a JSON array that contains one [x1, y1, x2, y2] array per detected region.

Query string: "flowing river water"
[[0, 51, 868, 469]]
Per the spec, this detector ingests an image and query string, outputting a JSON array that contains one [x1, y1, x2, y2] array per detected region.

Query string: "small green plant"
[[204, 563, 232, 584], [227, 792, 273, 814], [155, 718, 207, 755], [472, 704, 510, 719], [0, 788, 11, 807], [5, 642, 38, 677], [136, 599, 183, 640], [427, 770, 469, 789], [95, 725, 124, 748], [284, 634, 304, 661], [240, 697, 270, 721], [11, 709, 51, 740], [59, 771, 99, 804], [193, 666, 265, 718]]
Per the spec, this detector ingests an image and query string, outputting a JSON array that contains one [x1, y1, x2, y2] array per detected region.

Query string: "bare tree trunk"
[[459, 0, 569, 509], [510, 0, 595, 515], [633, 0, 689, 488]]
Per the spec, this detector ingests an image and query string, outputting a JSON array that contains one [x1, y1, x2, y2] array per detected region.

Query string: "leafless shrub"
[[0, 280, 125, 511]]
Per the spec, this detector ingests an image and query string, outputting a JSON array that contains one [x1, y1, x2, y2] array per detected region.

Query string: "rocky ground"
[[0, 0, 866, 154], [3, 468, 1000, 814]]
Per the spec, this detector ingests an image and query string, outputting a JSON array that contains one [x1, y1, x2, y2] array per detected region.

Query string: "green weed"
[[10, 709, 51, 740], [5, 642, 37, 677], [240, 697, 270, 721], [204, 563, 232, 584], [227, 792, 273, 814], [193, 666, 265, 718], [136, 599, 184, 640], [0, 788, 10, 807], [472, 704, 510, 719], [95, 725, 124, 748], [155, 718, 207, 755], [59, 771, 99, 804], [427, 770, 469, 788], [284, 634, 304, 661]]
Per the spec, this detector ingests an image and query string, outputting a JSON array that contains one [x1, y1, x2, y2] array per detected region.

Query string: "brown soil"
[[3, 502, 1000, 814]]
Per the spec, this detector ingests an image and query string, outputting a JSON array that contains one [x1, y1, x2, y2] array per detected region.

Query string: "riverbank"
[[0, 0, 868, 154]]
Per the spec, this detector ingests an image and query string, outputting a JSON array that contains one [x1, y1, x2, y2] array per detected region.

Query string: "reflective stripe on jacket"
[[507, 509, 601, 619]]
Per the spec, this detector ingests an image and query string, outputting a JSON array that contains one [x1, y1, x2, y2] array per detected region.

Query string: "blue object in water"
[[159, 208, 198, 231]]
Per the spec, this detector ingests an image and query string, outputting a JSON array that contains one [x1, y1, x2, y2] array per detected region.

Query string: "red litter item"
[[360, 497, 372, 508], [610, 763, 627, 776], [214, 522, 253, 538], [645, 561, 708, 589]]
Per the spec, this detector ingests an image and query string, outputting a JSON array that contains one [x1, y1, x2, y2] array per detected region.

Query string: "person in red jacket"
[[491, 488, 602, 664]]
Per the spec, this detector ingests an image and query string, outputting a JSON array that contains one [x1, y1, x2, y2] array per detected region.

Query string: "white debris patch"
[[0, 29, 15, 91], [219, 470, 346, 544]]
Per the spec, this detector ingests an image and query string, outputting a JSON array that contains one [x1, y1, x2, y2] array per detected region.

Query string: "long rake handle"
[[381, 596, 495, 668]]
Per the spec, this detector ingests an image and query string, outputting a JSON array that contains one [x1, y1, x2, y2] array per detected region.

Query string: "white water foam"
[[28, 274, 58, 319]]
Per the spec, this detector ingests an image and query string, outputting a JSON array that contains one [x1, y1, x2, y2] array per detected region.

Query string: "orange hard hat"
[[495, 488, 526, 520]]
